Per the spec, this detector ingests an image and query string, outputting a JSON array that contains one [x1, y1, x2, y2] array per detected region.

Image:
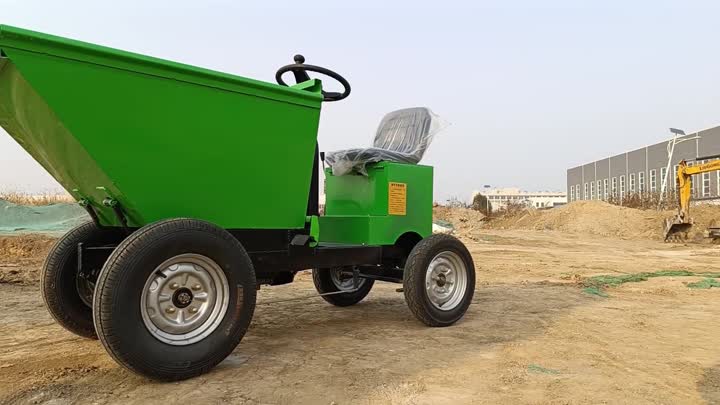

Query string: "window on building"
[[611, 177, 617, 197], [703, 160, 711, 197], [649, 169, 657, 192], [570, 186, 574, 201], [584, 183, 588, 200], [688, 161, 699, 197], [638, 171, 645, 194], [660, 167, 667, 193], [629, 173, 636, 193], [575, 185, 580, 201], [590, 181, 595, 200], [596, 180, 602, 200], [673, 165, 679, 190], [620, 175, 626, 199], [603, 179, 608, 200]]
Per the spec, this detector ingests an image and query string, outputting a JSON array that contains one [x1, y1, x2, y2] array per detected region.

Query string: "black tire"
[[93, 218, 257, 381], [41, 221, 124, 339], [312, 267, 374, 307], [403, 234, 475, 327]]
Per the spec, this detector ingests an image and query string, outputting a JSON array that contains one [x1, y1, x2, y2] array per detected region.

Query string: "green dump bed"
[[0, 25, 323, 229]]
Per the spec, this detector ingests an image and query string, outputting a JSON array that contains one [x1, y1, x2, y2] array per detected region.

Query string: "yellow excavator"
[[663, 159, 720, 241]]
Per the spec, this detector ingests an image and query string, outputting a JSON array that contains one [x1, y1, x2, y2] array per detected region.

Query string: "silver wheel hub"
[[140, 254, 229, 346], [425, 251, 467, 311], [330, 268, 364, 291]]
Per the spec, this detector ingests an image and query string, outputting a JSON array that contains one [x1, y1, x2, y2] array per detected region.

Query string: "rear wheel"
[[313, 267, 374, 307], [403, 234, 475, 327], [41, 221, 123, 339], [93, 219, 257, 381]]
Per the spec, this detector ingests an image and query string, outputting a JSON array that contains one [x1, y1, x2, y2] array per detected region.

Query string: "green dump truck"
[[0, 25, 476, 381]]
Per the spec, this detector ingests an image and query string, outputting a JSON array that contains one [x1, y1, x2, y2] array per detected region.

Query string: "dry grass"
[[0, 234, 57, 285], [489, 200, 528, 218], [607, 191, 679, 210], [0, 234, 56, 260], [0, 191, 74, 206]]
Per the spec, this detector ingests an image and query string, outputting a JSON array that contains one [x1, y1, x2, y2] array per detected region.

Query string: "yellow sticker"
[[388, 182, 407, 216]]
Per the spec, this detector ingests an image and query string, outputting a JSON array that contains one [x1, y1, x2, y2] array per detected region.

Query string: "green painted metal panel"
[[0, 25, 323, 229], [321, 162, 433, 245], [0, 60, 121, 226]]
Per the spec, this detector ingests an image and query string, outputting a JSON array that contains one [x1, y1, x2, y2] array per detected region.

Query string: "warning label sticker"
[[388, 182, 407, 216]]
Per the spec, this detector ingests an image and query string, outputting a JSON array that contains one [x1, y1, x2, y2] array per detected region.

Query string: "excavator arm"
[[663, 159, 720, 241]]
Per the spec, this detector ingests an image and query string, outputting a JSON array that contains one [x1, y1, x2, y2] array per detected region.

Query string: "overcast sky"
[[1, 0, 718, 202]]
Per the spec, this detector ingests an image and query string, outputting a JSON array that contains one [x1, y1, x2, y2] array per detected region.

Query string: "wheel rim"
[[76, 275, 94, 308], [425, 251, 468, 311], [140, 254, 229, 346], [329, 268, 365, 291]]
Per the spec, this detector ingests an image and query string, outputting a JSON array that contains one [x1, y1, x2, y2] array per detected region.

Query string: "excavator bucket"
[[663, 215, 693, 242]]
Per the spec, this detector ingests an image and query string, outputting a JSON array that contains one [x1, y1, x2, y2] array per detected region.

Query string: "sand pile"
[[487, 200, 720, 240], [433, 206, 485, 236], [0, 234, 56, 284]]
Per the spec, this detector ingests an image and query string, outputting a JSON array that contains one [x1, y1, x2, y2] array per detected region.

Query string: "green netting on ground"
[[583, 270, 720, 289], [0, 200, 88, 234], [687, 278, 720, 289], [582, 270, 720, 297], [527, 364, 561, 375]]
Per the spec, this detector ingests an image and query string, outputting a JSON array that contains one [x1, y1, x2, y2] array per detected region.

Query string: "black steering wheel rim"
[[275, 55, 351, 102]]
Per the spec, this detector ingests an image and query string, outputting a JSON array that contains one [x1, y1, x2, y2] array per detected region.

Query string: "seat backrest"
[[373, 107, 434, 162]]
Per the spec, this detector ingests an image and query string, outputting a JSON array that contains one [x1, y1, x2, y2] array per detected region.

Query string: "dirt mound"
[[0, 234, 56, 285], [433, 206, 485, 236], [487, 200, 720, 240]]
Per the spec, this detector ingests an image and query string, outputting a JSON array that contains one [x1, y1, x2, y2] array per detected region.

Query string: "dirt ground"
[[2, 218, 720, 403]]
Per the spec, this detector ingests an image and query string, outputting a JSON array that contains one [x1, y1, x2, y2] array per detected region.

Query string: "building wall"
[[567, 166, 582, 202], [567, 125, 720, 203], [476, 188, 566, 209], [596, 158, 610, 200], [698, 127, 720, 197]]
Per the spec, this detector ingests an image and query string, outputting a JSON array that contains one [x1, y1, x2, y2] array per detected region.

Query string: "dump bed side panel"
[[0, 59, 120, 226], [0, 27, 322, 229]]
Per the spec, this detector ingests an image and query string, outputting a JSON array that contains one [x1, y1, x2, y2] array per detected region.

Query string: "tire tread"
[[41, 221, 107, 338], [403, 234, 475, 327], [93, 218, 256, 381]]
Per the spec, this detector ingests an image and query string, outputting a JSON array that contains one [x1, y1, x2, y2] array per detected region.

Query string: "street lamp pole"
[[657, 128, 699, 210], [483, 184, 491, 214]]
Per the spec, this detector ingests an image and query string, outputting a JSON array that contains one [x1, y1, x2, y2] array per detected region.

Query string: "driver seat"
[[324, 107, 438, 176]]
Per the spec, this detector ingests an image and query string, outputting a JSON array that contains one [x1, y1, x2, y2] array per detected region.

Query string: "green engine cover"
[[321, 162, 433, 246], [0, 25, 323, 229]]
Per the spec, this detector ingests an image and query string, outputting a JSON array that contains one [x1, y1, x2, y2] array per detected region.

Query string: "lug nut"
[[189, 307, 198, 314], [170, 283, 179, 290], [192, 284, 202, 291], [165, 307, 176, 314]]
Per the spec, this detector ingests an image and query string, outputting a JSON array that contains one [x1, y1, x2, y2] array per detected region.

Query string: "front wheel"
[[93, 219, 257, 381], [403, 234, 475, 327]]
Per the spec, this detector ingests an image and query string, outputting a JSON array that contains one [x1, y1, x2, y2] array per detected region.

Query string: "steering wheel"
[[275, 54, 351, 102]]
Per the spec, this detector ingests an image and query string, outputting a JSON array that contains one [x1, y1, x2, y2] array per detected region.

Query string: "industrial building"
[[567, 125, 720, 202], [472, 188, 566, 209]]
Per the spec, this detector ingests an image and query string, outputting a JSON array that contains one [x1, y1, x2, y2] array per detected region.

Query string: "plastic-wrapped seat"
[[325, 107, 442, 176]]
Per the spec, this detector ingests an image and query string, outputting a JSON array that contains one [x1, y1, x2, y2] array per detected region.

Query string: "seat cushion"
[[324, 147, 419, 176], [325, 107, 441, 176]]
